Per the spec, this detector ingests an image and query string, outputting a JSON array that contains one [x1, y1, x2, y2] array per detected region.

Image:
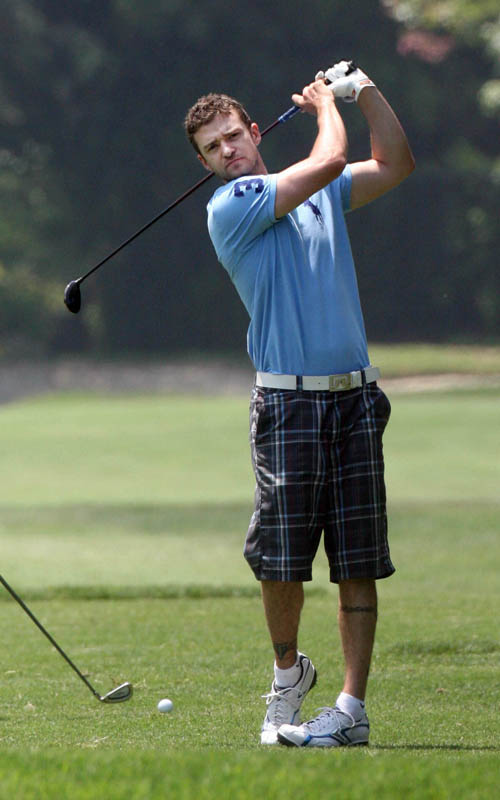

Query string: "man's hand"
[[291, 79, 336, 115], [316, 60, 375, 103]]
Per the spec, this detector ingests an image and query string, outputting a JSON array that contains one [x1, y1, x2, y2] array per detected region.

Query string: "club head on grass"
[[100, 682, 133, 703], [64, 280, 82, 314]]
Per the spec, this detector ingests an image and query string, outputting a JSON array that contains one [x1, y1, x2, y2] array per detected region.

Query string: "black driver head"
[[64, 280, 82, 313]]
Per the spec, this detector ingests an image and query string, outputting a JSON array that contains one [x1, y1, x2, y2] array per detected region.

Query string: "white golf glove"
[[315, 60, 375, 103]]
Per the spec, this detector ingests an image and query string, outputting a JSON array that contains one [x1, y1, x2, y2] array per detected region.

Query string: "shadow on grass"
[[0, 502, 255, 534], [1, 499, 498, 532], [0, 583, 328, 602], [375, 744, 500, 752], [386, 640, 500, 656]]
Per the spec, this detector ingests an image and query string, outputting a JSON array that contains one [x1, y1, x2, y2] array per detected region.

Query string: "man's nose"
[[222, 141, 235, 157]]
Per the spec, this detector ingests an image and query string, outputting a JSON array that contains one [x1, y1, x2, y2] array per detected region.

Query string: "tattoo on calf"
[[273, 640, 297, 660], [340, 605, 378, 618]]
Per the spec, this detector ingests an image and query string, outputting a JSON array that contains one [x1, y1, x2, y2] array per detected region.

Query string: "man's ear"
[[250, 122, 262, 146], [197, 153, 211, 171]]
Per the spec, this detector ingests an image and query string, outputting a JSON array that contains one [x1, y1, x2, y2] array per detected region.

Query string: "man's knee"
[[338, 578, 377, 610]]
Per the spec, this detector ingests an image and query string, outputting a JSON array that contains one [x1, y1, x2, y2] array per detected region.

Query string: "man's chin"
[[224, 161, 248, 180]]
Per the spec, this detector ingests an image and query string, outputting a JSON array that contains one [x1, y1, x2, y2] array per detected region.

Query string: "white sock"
[[274, 656, 301, 688], [336, 691, 366, 720]]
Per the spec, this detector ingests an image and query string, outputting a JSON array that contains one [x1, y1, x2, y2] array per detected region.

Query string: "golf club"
[[63, 104, 301, 313], [0, 574, 132, 704]]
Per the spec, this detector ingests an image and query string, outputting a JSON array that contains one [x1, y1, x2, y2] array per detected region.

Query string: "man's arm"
[[274, 80, 348, 219], [349, 87, 415, 210]]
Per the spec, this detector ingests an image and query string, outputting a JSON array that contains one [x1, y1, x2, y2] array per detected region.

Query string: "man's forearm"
[[275, 82, 348, 218], [357, 87, 414, 175], [309, 100, 348, 167]]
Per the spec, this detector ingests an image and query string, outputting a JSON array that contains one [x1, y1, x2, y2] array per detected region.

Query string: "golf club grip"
[[260, 105, 301, 136], [0, 574, 100, 699]]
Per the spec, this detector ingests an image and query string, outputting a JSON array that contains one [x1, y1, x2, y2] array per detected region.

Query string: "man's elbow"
[[336, 154, 348, 177], [389, 151, 415, 191], [325, 153, 347, 181], [400, 149, 416, 181]]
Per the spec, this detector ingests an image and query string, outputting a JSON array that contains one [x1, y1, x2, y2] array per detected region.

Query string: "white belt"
[[256, 366, 380, 392]]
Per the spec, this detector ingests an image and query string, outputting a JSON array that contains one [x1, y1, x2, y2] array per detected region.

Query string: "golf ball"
[[157, 698, 174, 713]]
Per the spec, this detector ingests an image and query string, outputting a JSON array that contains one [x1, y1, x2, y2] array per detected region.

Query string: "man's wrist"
[[316, 96, 337, 114], [354, 79, 376, 102], [355, 84, 380, 111]]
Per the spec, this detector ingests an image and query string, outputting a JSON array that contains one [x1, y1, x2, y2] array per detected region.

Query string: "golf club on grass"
[[0, 574, 132, 704], [63, 104, 301, 313]]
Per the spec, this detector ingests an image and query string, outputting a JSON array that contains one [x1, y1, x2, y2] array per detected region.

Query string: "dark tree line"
[[0, 0, 498, 358]]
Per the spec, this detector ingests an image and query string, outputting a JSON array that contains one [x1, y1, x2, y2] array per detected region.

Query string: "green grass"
[[369, 343, 500, 376], [0, 394, 252, 506], [2, 752, 498, 800], [0, 388, 498, 509], [0, 386, 499, 797]]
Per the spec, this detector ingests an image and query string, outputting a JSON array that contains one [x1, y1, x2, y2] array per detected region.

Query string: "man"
[[184, 61, 414, 747]]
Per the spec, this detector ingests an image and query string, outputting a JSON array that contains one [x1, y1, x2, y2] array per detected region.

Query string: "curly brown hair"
[[184, 94, 251, 155]]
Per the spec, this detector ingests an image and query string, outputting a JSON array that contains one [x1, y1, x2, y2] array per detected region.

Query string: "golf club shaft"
[[76, 170, 215, 285], [76, 104, 301, 285], [0, 574, 101, 700]]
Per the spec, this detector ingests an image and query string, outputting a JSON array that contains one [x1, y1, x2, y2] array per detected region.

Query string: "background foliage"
[[1, 0, 499, 357]]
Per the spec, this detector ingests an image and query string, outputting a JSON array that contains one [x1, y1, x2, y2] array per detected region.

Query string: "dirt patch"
[[0, 359, 255, 404], [380, 373, 500, 393], [0, 360, 499, 404]]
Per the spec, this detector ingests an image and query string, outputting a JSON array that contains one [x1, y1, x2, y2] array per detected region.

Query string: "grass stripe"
[[0, 583, 327, 602], [1, 751, 500, 800]]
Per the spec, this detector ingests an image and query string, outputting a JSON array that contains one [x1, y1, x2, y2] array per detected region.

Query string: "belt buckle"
[[328, 372, 352, 391]]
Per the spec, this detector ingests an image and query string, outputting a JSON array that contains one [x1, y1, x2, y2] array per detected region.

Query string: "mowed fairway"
[[0, 381, 499, 798]]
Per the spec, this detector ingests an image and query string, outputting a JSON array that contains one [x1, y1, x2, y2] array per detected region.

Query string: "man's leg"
[[277, 577, 376, 747], [338, 578, 378, 700], [259, 580, 317, 745], [261, 580, 304, 667]]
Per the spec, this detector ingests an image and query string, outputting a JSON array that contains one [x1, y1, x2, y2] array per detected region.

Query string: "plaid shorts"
[[244, 381, 395, 583]]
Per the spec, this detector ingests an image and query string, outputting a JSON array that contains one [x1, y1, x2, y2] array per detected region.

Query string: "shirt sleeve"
[[327, 164, 352, 213], [339, 164, 352, 212], [207, 174, 277, 277]]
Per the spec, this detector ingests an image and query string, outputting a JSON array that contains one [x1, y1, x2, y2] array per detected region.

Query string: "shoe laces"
[[261, 686, 299, 725], [305, 706, 355, 734]]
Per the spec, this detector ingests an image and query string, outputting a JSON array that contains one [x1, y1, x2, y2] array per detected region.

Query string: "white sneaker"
[[260, 653, 317, 745], [277, 705, 369, 748]]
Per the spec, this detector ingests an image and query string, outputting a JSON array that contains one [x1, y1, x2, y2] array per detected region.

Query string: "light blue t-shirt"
[[207, 165, 370, 375]]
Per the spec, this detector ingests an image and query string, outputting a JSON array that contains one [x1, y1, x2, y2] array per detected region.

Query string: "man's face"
[[194, 109, 266, 182]]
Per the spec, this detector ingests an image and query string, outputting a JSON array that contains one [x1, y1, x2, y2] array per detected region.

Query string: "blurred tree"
[[0, 0, 498, 357], [379, 0, 500, 339], [382, 0, 500, 117]]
